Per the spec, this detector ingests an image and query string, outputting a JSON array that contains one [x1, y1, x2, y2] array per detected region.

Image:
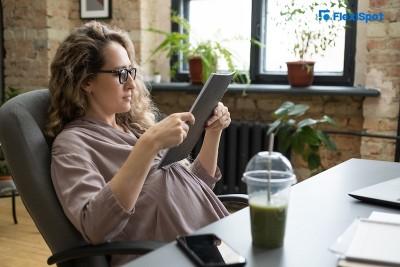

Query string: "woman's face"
[[84, 41, 136, 118]]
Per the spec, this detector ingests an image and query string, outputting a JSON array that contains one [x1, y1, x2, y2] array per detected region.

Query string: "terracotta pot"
[[0, 175, 12, 181], [188, 56, 203, 85], [286, 61, 315, 87]]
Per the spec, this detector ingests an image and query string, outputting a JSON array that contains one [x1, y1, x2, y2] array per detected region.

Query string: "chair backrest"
[[0, 89, 108, 266]]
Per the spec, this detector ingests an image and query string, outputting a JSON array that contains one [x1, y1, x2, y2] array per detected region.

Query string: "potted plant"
[[267, 101, 337, 175], [275, 0, 347, 86], [147, 14, 252, 84]]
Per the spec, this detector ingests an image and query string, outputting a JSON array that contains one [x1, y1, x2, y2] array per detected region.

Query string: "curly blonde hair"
[[46, 21, 158, 137]]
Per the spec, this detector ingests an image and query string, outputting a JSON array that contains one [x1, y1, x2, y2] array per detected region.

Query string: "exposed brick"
[[388, 22, 400, 37], [236, 98, 256, 110], [367, 23, 387, 38], [363, 117, 398, 131], [387, 38, 400, 49], [383, 9, 400, 22], [367, 51, 400, 64], [387, 65, 400, 77], [367, 39, 387, 51], [370, 0, 388, 8], [363, 97, 399, 119]]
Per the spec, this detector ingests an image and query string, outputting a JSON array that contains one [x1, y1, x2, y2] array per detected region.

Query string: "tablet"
[[158, 73, 234, 168]]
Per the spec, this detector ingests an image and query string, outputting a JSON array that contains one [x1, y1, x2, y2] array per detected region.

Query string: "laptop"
[[348, 177, 400, 208]]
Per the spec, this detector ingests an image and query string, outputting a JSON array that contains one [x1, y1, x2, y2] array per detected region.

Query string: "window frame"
[[171, 0, 357, 86]]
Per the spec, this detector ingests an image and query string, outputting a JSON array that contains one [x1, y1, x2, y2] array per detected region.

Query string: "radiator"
[[191, 121, 278, 195]]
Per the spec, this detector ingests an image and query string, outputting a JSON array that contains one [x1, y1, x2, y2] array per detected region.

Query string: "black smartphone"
[[176, 234, 246, 267]]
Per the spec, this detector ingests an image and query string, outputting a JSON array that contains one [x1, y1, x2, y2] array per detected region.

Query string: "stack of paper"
[[330, 212, 400, 267]]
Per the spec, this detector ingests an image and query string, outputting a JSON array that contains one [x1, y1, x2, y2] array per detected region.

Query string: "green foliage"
[[267, 101, 336, 174], [147, 13, 257, 84], [0, 160, 10, 176], [275, 0, 348, 60], [2, 87, 22, 105]]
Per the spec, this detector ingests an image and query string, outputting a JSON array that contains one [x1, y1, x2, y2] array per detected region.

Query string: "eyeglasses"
[[97, 66, 137, 84]]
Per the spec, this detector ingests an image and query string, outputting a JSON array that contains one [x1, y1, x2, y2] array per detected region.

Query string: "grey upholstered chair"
[[0, 89, 164, 266], [0, 89, 247, 266]]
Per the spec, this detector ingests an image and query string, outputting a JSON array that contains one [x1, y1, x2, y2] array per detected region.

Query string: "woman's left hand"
[[205, 102, 231, 132]]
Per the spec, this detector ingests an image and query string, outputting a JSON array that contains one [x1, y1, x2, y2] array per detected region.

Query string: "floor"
[[0, 197, 50, 267]]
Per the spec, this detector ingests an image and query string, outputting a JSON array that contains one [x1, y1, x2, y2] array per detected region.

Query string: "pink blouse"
[[51, 117, 229, 266]]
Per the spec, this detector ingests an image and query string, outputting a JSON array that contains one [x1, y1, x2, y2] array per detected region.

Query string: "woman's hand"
[[143, 112, 195, 151], [205, 102, 231, 133]]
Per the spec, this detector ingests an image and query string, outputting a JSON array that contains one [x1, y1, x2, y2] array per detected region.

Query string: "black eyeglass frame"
[[97, 67, 137, 84]]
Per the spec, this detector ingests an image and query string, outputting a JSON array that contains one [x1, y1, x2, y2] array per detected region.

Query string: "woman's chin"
[[119, 103, 132, 113]]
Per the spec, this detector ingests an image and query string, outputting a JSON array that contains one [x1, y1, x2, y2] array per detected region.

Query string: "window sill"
[[149, 83, 380, 97]]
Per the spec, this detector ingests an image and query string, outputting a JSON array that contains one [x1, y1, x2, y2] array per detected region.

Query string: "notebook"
[[158, 72, 234, 168], [348, 177, 400, 208], [331, 212, 400, 267]]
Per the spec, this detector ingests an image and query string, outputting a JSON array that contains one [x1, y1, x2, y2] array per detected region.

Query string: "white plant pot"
[[152, 74, 162, 83]]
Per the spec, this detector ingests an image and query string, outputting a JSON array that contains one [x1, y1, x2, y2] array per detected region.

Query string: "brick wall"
[[360, 0, 400, 160], [3, 0, 143, 91], [151, 90, 364, 180], [3, 0, 48, 90]]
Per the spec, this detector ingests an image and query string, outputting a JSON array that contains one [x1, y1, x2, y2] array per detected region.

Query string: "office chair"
[[0, 89, 247, 266]]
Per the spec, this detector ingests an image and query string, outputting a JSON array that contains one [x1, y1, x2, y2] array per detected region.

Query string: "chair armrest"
[[217, 194, 248, 204], [47, 240, 166, 265], [218, 194, 248, 213]]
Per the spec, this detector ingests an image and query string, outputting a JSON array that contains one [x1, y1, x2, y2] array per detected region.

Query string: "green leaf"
[[290, 132, 305, 154], [274, 101, 294, 117], [276, 125, 294, 153], [267, 119, 282, 135], [319, 115, 336, 125], [307, 153, 321, 171], [297, 126, 320, 146], [297, 118, 317, 129], [288, 104, 309, 116], [317, 131, 337, 150]]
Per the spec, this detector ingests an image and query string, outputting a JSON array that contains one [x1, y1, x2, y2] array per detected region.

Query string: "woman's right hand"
[[143, 112, 195, 151]]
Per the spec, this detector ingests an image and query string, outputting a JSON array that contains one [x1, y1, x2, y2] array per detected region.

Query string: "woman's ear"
[[82, 78, 93, 94]]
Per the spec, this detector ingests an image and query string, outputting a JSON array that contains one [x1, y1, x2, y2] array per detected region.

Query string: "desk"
[[124, 159, 400, 267]]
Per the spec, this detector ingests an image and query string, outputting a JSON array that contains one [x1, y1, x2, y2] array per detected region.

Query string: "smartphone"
[[176, 234, 246, 267]]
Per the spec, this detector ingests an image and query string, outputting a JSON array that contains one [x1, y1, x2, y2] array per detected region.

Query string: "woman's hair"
[[46, 21, 158, 137]]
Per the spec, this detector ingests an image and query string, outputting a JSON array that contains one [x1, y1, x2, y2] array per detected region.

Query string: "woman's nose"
[[125, 72, 136, 89]]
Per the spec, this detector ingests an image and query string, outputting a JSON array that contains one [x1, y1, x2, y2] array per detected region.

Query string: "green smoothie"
[[250, 199, 288, 249]]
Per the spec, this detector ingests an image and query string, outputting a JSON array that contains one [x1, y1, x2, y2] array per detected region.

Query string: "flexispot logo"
[[318, 9, 384, 23]]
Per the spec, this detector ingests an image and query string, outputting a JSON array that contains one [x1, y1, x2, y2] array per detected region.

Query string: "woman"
[[46, 21, 232, 266]]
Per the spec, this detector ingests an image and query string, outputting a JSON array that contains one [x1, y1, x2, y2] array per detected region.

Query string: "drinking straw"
[[267, 133, 274, 203]]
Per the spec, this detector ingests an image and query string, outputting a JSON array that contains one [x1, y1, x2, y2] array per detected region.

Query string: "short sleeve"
[[51, 153, 133, 244], [190, 158, 222, 189]]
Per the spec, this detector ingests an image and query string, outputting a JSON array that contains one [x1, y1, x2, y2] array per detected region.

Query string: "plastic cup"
[[242, 170, 296, 249]]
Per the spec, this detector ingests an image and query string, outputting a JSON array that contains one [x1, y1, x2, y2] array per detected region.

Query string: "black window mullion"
[[250, 0, 262, 82], [342, 0, 358, 85], [171, 0, 189, 82]]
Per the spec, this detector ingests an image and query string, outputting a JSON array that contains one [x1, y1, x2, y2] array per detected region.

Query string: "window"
[[172, 0, 357, 85]]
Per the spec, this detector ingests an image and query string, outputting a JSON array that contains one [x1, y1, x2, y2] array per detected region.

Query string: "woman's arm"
[[110, 112, 195, 211], [196, 130, 222, 177], [195, 102, 231, 177]]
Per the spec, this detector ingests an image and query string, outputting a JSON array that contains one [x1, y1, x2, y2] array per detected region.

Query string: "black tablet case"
[[158, 73, 234, 168]]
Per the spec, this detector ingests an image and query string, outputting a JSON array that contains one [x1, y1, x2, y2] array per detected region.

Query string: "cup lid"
[[242, 170, 296, 185]]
